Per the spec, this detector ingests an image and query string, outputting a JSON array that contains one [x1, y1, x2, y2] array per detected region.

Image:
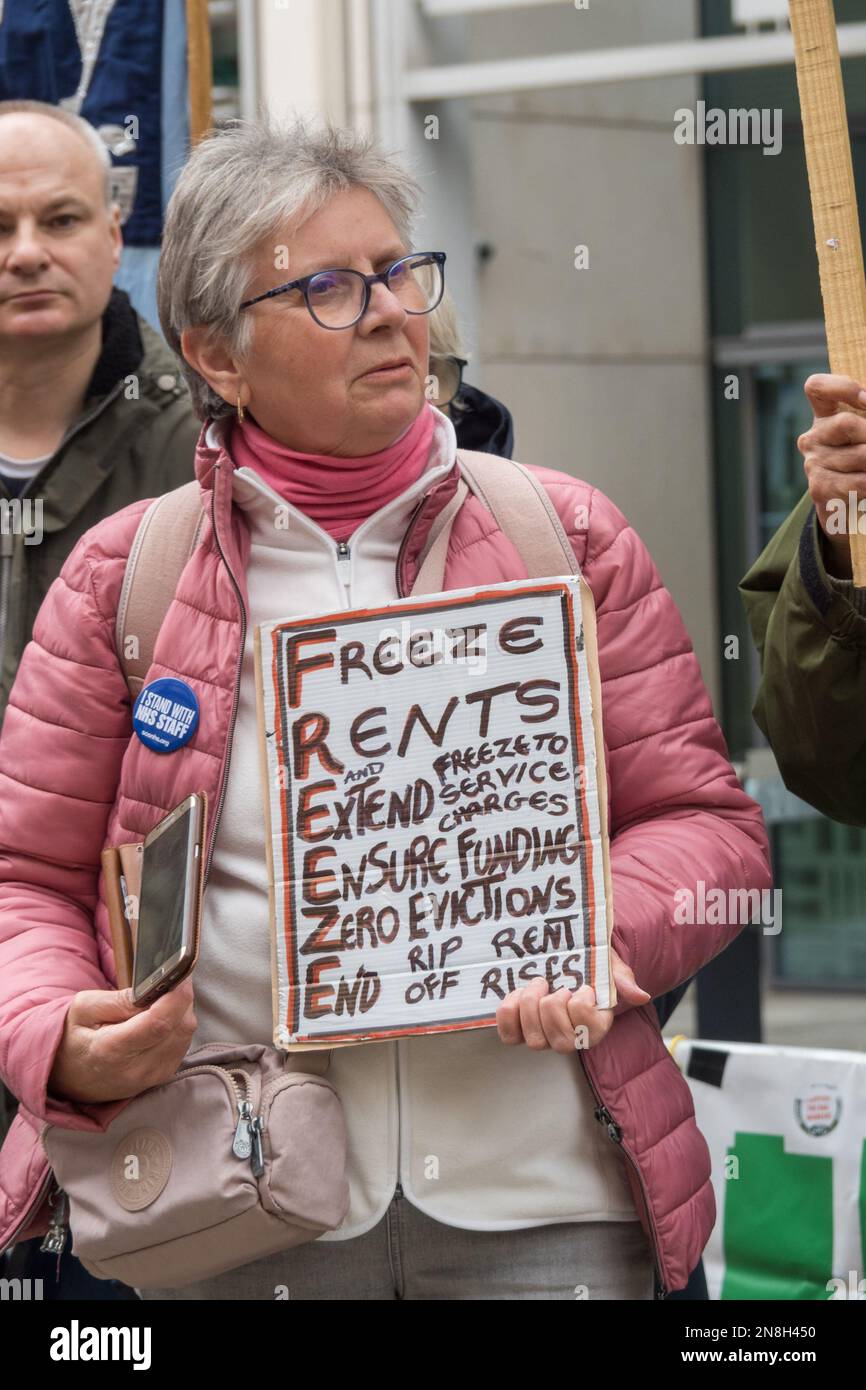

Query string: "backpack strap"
[[459, 450, 579, 577], [411, 450, 578, 594], [411, 478, 469, 593], [116, 481, 206, 697]]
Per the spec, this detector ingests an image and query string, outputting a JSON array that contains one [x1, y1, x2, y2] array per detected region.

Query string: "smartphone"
[[132, 792, 207, 1006]]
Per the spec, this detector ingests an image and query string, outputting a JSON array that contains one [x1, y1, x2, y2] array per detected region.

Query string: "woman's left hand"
[[495, 947, 651, 1054]]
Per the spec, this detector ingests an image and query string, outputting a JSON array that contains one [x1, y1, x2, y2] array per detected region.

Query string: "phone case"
[[117, 841, 144, 953], [100, 846, 134, 990], [101, 793, 207, 993]]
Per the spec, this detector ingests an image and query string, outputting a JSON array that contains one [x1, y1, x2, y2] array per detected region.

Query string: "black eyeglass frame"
[[239, 250, 447, 327]]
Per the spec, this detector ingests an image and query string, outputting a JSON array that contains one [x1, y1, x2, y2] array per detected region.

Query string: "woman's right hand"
[[47, 977, 197, 1105]]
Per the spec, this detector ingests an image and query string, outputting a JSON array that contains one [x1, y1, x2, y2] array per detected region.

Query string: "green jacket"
[[0, 288, 201, 729], [740, 491, 866, 826]]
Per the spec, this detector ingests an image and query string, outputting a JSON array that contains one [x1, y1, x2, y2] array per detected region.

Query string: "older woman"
[[0, 118, 771, 1301]]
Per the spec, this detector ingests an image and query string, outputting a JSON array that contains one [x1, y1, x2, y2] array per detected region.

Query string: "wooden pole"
[[186, 0, 213, 147], [789, 0, 866, 585]]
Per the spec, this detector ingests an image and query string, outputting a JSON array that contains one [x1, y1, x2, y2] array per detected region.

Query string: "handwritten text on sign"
[[257, 579, 611, 1047]]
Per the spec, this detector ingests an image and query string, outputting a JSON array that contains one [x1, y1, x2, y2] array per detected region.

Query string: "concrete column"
[[256, 0, 349, 126]]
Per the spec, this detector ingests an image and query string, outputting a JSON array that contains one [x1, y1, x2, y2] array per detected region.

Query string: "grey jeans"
[[137, 1194, 655, 1301]]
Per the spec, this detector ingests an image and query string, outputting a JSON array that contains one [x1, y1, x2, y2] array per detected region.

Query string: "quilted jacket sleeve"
[[577, 484, 772, 1005], [0, 504, 146, 1129]]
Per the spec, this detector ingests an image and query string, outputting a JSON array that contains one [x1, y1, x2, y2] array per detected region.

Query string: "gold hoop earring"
[[236, 393, 245, 424]]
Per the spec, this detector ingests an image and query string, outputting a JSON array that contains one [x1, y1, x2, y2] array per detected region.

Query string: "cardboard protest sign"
[[254, 577, 615, 1049]]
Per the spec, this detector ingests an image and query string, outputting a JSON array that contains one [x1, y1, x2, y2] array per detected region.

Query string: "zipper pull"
[[593, 1104, 623, 1142], [249, 1114, 265, 1178], [0, 530, 14, 559], [336, 540, 351, 595], [40, 1187, 69, 1256], [232, 1100, 253, 1159]]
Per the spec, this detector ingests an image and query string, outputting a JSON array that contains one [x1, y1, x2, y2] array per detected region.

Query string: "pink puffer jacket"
[[0, 424, 771, 1294]]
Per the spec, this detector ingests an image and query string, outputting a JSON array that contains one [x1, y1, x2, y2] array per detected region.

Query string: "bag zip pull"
[[39, 1185, 69, 1262], [249, 1114, 265, 1178], [173, 1063, 253, 1160], [232, 1099, 254, 1159]]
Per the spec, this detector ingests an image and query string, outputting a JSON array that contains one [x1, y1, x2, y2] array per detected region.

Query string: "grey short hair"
[[0, 100, 112, 201], [157, 116, 425, 422]]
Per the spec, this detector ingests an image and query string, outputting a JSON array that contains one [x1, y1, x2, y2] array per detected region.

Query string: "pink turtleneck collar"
[[229, 403, 437, 542]]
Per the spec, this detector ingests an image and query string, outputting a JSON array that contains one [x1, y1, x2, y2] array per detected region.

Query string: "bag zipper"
[[167, 1064, 265, 1178], [576, 1051, 668, 1299], [29, 1062, 264, 1258]]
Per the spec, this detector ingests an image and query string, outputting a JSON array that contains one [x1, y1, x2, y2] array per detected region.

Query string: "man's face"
[[0, 113, 122, 344]]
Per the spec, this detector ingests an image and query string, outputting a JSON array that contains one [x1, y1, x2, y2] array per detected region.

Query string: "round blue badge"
[[133, 677, 200, 754]]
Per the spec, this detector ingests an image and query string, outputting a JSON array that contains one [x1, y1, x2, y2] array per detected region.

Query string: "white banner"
[[672, 1038, 866, 1300]]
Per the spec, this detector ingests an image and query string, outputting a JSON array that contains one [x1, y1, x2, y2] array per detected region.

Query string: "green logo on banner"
[[722, 1133, 834, 1300]]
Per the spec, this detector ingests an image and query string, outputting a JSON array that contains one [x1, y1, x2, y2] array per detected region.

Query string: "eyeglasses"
[[428, 354, 467, 408], [239, 251, 447, 329]]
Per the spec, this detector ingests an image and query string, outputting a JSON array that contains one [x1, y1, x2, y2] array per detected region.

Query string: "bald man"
[[0, 99, 199, 729]]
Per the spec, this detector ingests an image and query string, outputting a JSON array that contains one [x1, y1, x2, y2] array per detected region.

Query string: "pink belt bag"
[[39, 1041, 349, 1290]]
